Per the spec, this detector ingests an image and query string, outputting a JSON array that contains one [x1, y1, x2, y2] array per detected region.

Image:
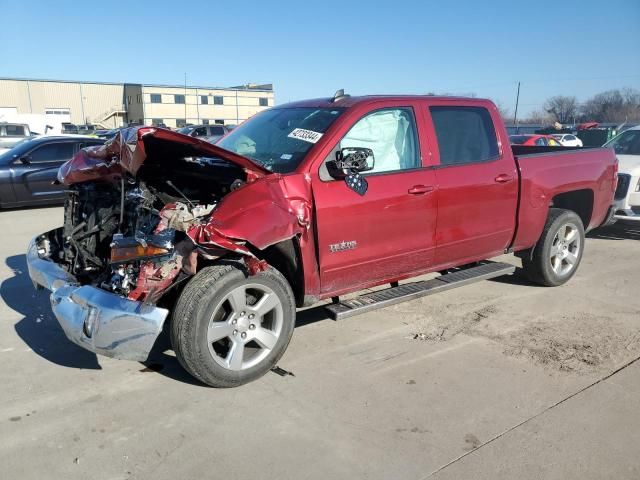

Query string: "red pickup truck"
[[27, 92, 617, 387]]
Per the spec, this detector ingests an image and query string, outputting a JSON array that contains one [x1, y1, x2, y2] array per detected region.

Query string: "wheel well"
[[255, 237, 304, 307], [551, 189, 593, 228]]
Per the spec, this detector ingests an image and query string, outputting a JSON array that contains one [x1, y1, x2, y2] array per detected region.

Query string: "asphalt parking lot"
[[1, 206, 639, 480]]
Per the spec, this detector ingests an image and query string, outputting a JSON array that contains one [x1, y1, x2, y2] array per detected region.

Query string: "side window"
[[211, 126, 225, 135], [430, 106, 499, 165], [6, 125, 25, 136], [535, 138, 546, 146], [29, 143, 75, 163], [193, 127, 207, 137], [339, 108, 420, 174]]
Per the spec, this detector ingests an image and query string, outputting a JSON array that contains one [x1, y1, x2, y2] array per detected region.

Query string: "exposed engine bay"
[[51, 129, 254, 304]]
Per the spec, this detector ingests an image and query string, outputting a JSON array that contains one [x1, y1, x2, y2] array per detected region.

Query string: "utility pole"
[[235, 90, 239, 124], [513, 81, 521, 131]]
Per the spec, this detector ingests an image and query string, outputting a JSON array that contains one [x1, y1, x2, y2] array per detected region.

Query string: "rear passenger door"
[[424, 103, 518, 267]]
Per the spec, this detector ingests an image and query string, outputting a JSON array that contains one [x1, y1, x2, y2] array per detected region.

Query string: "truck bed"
[[510, 145, 617, 251]]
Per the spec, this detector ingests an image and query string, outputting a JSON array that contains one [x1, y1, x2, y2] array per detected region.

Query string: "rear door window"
[[430, 106, 499, 165], [210, 126, 225, 136], [29, 142, 75, 163]]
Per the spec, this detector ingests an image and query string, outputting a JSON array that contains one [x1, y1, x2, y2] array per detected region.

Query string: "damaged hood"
[[58, 126, 270, 185]]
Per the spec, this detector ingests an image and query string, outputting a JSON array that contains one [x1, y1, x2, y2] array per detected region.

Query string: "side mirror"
[[19, 155, 32, 165], [326, 147, 375, 179]]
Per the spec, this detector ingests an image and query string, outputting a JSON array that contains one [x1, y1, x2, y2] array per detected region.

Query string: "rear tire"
[[170, 262, 296, 387], [521, 208, 585, 287]]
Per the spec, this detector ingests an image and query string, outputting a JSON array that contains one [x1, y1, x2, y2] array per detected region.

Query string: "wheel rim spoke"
[[226, 286, 247, 313], [253, 327, 278, 350], [251, 291, 280, 317], [226, 341, 244, 370], [208, 322, 233, 343], [549, 222, 581, 276], [207, 282, 284, 372]]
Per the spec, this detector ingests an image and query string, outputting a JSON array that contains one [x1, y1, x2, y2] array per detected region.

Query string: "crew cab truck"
[[27, 93, 617, 387]]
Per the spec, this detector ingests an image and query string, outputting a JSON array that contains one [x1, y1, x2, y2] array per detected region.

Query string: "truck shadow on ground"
[[144, 303, 333, 386], [2, 253, 334, 386], [3, 254, 102, 370], [587, 222, 640, 241]]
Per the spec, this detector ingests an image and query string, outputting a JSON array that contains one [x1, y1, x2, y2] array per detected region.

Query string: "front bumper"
[[27, 228, 169, 361], [613, 198, 640, 222]]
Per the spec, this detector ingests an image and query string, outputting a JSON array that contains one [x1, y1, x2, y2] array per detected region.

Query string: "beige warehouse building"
[[0, 77, 274, 129]]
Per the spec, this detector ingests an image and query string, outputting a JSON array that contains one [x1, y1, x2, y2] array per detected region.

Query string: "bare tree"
[[544, 95, 578, 124], [580, 88, 640, 123]]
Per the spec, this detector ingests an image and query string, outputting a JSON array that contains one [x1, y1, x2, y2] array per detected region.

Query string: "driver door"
[[11, 140, 76, 203], [311, 103, 438, 295]]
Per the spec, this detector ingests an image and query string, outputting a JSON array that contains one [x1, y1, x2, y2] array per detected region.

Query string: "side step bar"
[[324, 261, 515, 320]]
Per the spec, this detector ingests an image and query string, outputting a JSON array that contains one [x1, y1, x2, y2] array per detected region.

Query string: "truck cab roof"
[[279, 95, 494, 110]]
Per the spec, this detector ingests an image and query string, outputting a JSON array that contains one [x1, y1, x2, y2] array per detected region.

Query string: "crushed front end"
[[27, 127, 271, 361]]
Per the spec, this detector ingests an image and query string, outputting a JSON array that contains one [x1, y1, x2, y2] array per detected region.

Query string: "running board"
[[324, 261, 515, 321]]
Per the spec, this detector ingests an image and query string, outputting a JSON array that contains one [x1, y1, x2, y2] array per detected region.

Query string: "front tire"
[[170, 263, 296, 387], [521, 208, 585, 286]]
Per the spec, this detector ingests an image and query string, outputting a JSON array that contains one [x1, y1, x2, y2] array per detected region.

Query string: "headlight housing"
[[109, 232, 174, 264], [110, 244, 171, 263]]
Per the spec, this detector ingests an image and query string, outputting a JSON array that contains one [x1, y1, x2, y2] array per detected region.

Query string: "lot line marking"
[[422, 354, 640, 479]]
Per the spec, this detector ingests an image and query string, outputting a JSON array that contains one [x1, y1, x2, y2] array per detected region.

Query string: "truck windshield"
[[605, 129, 640, 155], [217, 107, 345, 173]]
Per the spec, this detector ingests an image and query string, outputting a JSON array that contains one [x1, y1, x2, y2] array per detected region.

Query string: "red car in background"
[[510, 134, 561, 146]]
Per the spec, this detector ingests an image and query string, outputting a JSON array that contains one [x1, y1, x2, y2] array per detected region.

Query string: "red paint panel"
[[512, 148, 617, 250], [422, 98, 519, 266], [312, 169, 438, 294]]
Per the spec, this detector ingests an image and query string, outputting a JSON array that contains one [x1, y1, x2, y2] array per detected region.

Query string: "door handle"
[[494, 174, 514, 183], [408, 185, 435, 195]]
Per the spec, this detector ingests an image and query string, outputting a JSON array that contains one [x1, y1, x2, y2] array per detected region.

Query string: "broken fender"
[[188, 174, 312, 252]]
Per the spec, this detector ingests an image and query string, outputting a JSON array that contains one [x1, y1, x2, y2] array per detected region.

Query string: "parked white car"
[[605, 126, 640, 222], [552, 133, 583, 147]]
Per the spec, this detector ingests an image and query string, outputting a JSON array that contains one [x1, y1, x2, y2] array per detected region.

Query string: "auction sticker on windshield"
[[288, 128, 323, 143]]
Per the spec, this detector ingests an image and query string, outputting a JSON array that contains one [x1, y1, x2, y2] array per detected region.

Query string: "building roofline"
[[0, 77, 273, 92], [139, 83, 273, 92], [0, 76, 124, 87]]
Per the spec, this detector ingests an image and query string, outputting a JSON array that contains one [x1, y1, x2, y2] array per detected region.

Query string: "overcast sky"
[[1, 0, 639, 116]]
